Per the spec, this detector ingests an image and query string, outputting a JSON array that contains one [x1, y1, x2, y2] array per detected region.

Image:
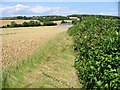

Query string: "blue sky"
[[0, 2, 118, 17], [1, 0, 120, 2]]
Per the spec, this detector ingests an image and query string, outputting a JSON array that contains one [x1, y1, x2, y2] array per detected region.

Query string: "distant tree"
[[61, 20, 67, 23], [23, 22, 29, 27], [2, 26, 7, 28], [16, 24, 23, 27], [28, 21, 34, 26], [43, 21, 57, 26], [23, 16, 28, 20], [34, 21, 41, 26], [7, 24, 10, 27], [16, 16, 24, 19], [11, 21, 17, 27]]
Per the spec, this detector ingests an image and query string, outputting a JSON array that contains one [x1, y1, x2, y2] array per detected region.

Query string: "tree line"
[[2, 21, 57, 28], [1, 15, 70, 21]]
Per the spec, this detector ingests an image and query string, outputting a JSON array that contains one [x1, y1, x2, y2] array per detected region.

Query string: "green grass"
[[3, 32, 81, 88]]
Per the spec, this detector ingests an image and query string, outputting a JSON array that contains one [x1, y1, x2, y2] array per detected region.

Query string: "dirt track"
[[2, 26, 68, 68]]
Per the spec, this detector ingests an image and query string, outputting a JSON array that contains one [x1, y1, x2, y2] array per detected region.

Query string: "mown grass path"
[[3, 31, 81, 88]]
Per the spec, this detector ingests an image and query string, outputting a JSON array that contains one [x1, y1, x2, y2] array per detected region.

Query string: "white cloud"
[[1, 4, 80, 16], [98, 11, 118, 16], [30, 6, 80, 15], [0, 4, 29, 17], [14, 4, 29, 11], [30, 6, 51, 13], [1, 4, 29, 12], [1, 4, 117, 17], [78, 10, 118, 16], [51, 7, 80, 15]]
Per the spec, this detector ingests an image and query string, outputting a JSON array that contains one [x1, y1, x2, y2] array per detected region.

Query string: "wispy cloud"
[[30, 6, 52, 13], [0, 4, 29, 16], [1, 4, 80, 16], [0, 3, 118, 17], [1, 4, 29, 12], [98, 10, 118, 16], [30, 6, 80, 15]]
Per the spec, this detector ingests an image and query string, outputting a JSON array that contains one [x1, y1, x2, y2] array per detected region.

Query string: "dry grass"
[[2, 26, 68, 68], [0, 20, 39, 26]]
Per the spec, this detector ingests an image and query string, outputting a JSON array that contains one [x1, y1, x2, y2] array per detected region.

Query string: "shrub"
[[23, 22, 29, 27], [2, 25, 7, 28], [68, 16, 120, 89], [43, 21, 57, 26], [61, 20, 67, 23], [15, 24, 23, 27]]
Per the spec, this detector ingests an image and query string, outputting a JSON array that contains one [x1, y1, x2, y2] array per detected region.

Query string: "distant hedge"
[[68, 16, 120, 89], [2, 21, 57, 28], [2, 15, 70, 21], [43, 21, 57, 26], [61, 20, 67, 23]]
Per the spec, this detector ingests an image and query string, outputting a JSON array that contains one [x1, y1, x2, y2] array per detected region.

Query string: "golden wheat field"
[[0, 20, 39, 26], [2, 26, 67, 68]]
